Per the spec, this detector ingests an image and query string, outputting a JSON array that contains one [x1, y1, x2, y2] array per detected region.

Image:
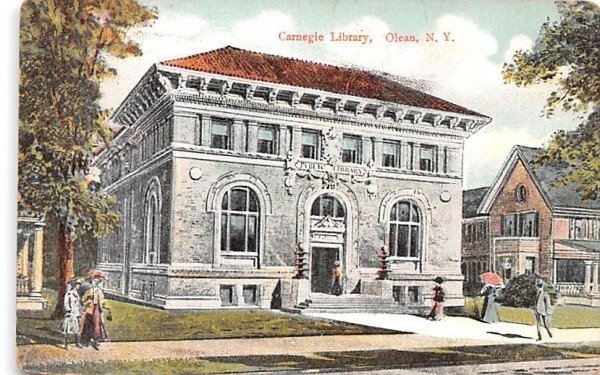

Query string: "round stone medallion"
[[440, 190, 451, 202], [189, 167, 203, 180]]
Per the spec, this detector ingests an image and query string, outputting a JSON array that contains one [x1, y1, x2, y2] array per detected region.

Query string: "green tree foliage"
[[501, 274, 558, 309], [19, 0, 156, 318], [503, 1, 599, 200]]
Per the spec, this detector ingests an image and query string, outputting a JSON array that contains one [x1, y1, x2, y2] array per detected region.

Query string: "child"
[[61, 279, 82, 349]]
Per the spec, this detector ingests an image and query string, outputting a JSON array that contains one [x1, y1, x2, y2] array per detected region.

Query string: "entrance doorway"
[[311, 247, 339, 293]]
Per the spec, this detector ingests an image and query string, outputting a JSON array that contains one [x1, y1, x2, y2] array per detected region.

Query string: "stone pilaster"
[[412, 143, 421, 170], [361, 136, 371, 165], [232, 119, 244, 152], [278, 125, 289, 157], [200, 115, 212, 147], [372, 137, 383, 167], [247, 121, 258, 153], [400, 141, 410, 169], [292, 126, 302, 157], [172, 111, 197, 144], [592, 262, 599, 294]]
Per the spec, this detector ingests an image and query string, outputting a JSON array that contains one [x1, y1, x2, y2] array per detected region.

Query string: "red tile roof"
[[160, 46, 486, 118]]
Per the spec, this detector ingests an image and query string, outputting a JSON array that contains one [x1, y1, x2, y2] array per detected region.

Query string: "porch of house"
[[553, 239, 600, 307]]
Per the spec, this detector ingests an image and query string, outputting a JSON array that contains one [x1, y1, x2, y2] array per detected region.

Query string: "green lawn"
[[17, 290, 395, 345], [465, 297, 600, 328], [23, 343, 600, 374]]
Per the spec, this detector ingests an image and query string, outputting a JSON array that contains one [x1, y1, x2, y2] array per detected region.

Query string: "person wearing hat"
[[427, 276, 445, 321], [331, 260, 343, 296], [80, 270, 109, 350], [61, 278, 83, 349], [534, 279, 553, 341]]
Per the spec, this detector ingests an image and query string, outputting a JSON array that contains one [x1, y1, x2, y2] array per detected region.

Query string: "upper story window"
[[301, 130, 318, 159], [515, 185, 528, 202], [571, 218, 600, 240], [382, 141, 400, 168], [311, 194, 345, 218], [211, 119, 232, 150], [220, 187, 260, 253], [388, 201, 421, 258], [502, 212, 538, 237], [257, 126, 277, 154], [419, 145, 436, 172], [342, 135, 361, 164]]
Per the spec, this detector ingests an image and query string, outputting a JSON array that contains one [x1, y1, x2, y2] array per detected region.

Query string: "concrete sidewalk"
[[307, 313, 600, 343]]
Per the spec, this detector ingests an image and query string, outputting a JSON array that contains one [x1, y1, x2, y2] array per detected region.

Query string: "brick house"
[[93, 46, 491, 310], [461, 187, 490, 296], [469, 145, 600, 306]]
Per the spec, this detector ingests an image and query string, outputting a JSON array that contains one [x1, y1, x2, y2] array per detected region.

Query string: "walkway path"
[[307, 313, 600, 343]]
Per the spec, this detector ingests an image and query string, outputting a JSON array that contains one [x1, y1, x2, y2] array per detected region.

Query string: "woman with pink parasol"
[[479, 272, 504, 323]]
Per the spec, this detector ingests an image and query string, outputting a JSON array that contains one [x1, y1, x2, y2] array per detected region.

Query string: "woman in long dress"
[[80, 272, 109, 350], [61, 280, 82, 349], [482, 286, 500, 323]]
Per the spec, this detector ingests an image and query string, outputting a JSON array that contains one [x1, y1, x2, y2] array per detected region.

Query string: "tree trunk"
[[51, 218, 75, 320]]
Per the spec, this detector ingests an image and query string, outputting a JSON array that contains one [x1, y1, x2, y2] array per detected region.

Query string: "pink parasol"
[[480, 272, 503, 286]]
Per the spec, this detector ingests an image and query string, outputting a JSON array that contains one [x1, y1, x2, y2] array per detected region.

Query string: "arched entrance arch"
[[298, 187, 359, 294]]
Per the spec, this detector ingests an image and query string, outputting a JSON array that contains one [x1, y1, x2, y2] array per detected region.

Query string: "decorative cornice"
[[154, 65, 491, 133]]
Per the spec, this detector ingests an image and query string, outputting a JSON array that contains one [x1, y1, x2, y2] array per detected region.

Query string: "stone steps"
[[285, 293, 410, 314]]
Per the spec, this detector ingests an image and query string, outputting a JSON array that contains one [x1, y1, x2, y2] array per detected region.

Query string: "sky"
[[99, 0, 583, 190]]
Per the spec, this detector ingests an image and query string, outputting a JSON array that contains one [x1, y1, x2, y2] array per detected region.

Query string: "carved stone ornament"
[[312, 216, 345, 230], [283, 128, 377, 197]]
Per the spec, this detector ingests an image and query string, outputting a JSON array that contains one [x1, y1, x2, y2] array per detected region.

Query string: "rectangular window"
[[242, 285, 258, 305], [211, 119, 231, 149], [393, 286, 406, 304], [301, 130, 318, 159], [382, 141, 400, 167], [419, 145, 436, 172], [502, 212, 538, 237], [408, 286, 420, 303], [556, 259, 585, 283], [219, 285, 235, 306], [257, 126, 277, 154], [342, 135, 361, 164], [502, 214, 516, 236]]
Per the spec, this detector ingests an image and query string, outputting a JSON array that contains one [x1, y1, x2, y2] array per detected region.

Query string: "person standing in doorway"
[[80, 270, 109, 350], [534, 280, 553, 341], [427, 276, 445, 321], [331, 261, 343, 296], [61, 279, 82, 349]]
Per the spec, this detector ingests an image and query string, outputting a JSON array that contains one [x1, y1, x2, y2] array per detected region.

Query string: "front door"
[[311, 247, 339, 293]]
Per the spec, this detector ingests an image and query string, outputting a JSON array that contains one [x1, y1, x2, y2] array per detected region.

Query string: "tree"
[[503, 0, 599, 200], [19, 0, 156, 318]]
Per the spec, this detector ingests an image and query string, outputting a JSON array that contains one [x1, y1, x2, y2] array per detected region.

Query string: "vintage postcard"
[[13, 0, 599, 374]]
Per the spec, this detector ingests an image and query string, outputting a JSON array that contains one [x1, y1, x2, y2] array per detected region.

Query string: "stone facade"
[[93, 47, 490, 310]]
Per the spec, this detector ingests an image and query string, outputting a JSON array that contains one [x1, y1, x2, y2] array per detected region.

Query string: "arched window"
[[311, 195, 345, 218], [220, 187, 260, 253], [144, 192, 160, 263], [388, 201, 421, 258]]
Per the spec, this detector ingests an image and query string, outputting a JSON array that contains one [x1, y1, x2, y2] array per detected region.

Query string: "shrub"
[[501, 274, 558, 308]]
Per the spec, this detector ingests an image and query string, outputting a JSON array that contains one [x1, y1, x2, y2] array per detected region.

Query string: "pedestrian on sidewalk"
[[481, 285, 500, 323], [534, 279, 553, 341], [331, 261, 343, 296], [80, 270, 109, 350], [427, 276, 445, 321], [60, 279, 83, 349]]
